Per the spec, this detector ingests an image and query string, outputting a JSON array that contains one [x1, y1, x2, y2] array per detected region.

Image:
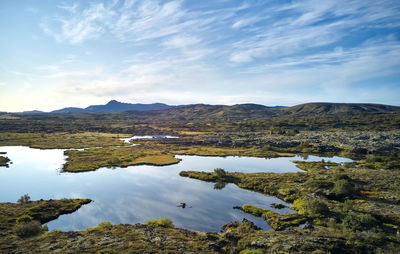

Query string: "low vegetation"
[[180, 156, 400, 253], [17, 194, 31, 204], [0, 198, 91, 252], [0, 132, 129, 149], [63, 143, 181, 172], [0, 155, 10, 167], [145, 218, 175, 228], [293, 160, 341, 172], [239, 204, 306, 230]]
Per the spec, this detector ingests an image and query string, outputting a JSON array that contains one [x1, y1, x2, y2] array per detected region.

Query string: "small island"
[[0, 154, 10, 167]]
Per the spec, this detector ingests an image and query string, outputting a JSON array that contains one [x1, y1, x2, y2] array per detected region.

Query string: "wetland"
[[0, 109, 399, 253], [1, 144, 350, 232]]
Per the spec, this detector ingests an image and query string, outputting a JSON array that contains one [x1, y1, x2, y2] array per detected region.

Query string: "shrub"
[[311, 250, 327, 254], [239, 249, 263, 254], [293, 199, 329, 218], [292, 199, 307, 214], [214, 168, 227, 177], [15, 220, 42, 237], [107, 158, 121, 165], [278, 188, 294, 196], [272, 203, 285, 209], [17, 194, 31, 204], [332, 179, 354, 197], [284, 193, 300, 203], [16, 215, 33, 223], [305, 199, 329, 217], [98, 221, 112, 229], [145, 218, 174, 228], [305, 179, 333, 190], [342, 199, 355, 213], [333, 173, 350, 181], [342, 212, 379, 231]]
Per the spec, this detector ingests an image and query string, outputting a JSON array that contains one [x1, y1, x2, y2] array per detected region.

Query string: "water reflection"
[[0, 146, 352, 232]]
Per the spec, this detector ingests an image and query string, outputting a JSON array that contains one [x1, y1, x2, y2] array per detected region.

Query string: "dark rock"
[[303, 223, 314, 230], [208, 243, 221, 251], [242, 218, 261, 230]]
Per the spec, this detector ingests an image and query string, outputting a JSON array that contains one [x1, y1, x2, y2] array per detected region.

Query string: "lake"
[[0, 145, 352, 232]]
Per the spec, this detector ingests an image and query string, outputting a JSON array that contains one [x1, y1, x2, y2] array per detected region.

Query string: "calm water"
[[0, 146, 352, 232], [121, 135, 179, 143]]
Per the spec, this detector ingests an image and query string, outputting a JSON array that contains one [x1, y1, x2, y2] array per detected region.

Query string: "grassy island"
[[0, 155, 10, 167]]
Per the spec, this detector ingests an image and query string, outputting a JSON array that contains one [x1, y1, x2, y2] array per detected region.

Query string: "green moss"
[[145, 218, 175, 228], [241, 204, 306, 230]]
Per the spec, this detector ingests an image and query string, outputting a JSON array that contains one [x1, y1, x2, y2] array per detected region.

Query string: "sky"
[[0, 0, 399, 112]]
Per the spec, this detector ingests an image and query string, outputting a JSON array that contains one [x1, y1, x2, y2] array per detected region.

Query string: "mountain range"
[[22, 100, 286, 114], [119, 102, 400, 121], [17, 100, 400, 120], [22, 100, 173, 114]]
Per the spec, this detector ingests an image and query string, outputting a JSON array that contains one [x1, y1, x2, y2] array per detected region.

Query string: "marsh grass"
[[63, 143, 181, 172], [0, 132, 130, 149]]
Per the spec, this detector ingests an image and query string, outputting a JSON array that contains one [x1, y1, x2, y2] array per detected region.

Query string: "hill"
[[21, 110, 45, 114], [120, 102, 400, 121], [5, 102, 400, 121], [282, 102, 400, 117], [119, 104, 280, 121]]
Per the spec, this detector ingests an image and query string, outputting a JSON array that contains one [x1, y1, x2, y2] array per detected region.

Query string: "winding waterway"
[[0, 145, 352, 232]]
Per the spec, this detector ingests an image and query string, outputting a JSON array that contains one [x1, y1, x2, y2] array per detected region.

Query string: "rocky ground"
[[182, 131, 400, 155]]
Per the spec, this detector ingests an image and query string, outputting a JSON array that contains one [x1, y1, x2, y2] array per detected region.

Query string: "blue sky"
[[0, 0, 399, 112]]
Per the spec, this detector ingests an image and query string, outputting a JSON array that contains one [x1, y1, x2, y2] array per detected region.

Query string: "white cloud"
[[163, 34, 200, 48], [35, 65, 60, 72], [57, 3, 79, 13], [113, 0, 187, 42], [232, 16, 262, 29], [27, 7, 39, 13], [41, 3, 114, 44], [45, 70, 100, 80], [8, 0, 396, 111], [229, 0, 400, 63]]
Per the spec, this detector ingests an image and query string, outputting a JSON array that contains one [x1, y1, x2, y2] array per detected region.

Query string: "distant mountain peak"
[[51, 100, 174, 113], [107, 100, 120, 105]]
